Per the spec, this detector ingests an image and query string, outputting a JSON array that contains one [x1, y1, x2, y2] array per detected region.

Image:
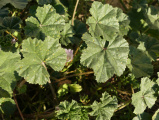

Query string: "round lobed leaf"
[[89, 92, 118, 120], [24, 4, 65, 40], [87, 1, 129, 39], [16, 36, 67, 85], [127, 46, 153, 78], [0, 51, 20, 95], [132, 77, 157, 114], [81, 33, 129, 83]]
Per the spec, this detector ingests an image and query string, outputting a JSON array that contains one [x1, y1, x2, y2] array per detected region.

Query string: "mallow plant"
[[0, 0, 159, 119]]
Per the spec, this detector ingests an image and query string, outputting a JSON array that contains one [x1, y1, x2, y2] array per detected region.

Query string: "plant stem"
[[41, 61, 58, 105], [73, 40, 83, 57], [5, 30, 18, 40], [23, 111, 56, 119], [72, 0, 79, 26], [62, 40, 83, 72], [115, 99, 132, 112], [18, 79, 26, 88], [117, 89, 131, 96], [131, 84, 134, 94], [119, 0, 128, 11], [52, 71, 94, 82], [13, 91, 25, 120], [48, 80, 58, 104], [143, 27, 150, 33]]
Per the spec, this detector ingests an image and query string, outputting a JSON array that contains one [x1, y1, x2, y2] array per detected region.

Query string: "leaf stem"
[[143, 27, 150, 34], [5, 30, 18, 40], [72, 0, 79, 26], [131, 84, 134, 94], [73, 40, 83, 57], [13, 91, 25, 120], [48, 80, 58, 104], [42, 61, 58, 105]]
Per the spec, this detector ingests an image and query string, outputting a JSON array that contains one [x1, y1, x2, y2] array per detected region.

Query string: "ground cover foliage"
[[0, 0, 159, 119]]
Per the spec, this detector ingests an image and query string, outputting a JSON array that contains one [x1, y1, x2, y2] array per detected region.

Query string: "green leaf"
[[60, 23, 75, 46], [127, 46, 153, 78], [73, 20, 87, 36], [116, 8, 130, 36], [0, 34, 12, 48], [152, 109, 159, 120], [81, 33, 129, 83], [24, 4, 65, 40], [81, 108, 89, 120], [68, 84, 82, 93], [57, 84, 69, 97], [0, 17, 21, 32], [0, 0, 28, 9], [156, 72, 159, 86], [87, 1, 129, 39], [145, 6, 159, 30], [36, 0, 52, 5], [89, 92, 118, 120], [128, 8, 145, 31], [0, 8, 8, 25], [56, 100, 82, 120], [0, 98, 16, 115], [0, 88, 10, 98], [137, 35, 159, 61], [133, 112, 152, 120], [145, 28, 159, 40], [16, 36, 67, 85], [132, 77, 157, 114], [0, 51, 20, 95], [132, 0, 148, 9], [17, 84, 27, 94]]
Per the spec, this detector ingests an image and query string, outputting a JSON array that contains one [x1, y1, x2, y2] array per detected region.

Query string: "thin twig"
[[119, 0, 128, 11], [18, 79, 26, 88], [143, 27, 150, 33], [73, 40, 83, 57], [22, 111, 56, 119], [13, 91, 25, 120], [5, 30, 18, 40], [41, 61, 58, 104], [52, 71, 94, 82], [115, 100, 131, 112], [48, 80, 58, 104], [117, 90, 131, 96], [131, 84, 134, 94], [72, 0, 80, 26]]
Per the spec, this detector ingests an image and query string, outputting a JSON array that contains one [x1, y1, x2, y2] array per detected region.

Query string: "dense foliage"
[[0, 0, 159, 119]]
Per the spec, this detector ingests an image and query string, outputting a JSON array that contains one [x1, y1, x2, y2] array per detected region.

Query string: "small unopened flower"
[[65, 49, 73, 62], [11, 38, 17, 44]]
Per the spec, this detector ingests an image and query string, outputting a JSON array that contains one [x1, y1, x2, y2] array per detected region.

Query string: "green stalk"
[[72, 0, 80, 26], [42, 62, 58, 105]]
